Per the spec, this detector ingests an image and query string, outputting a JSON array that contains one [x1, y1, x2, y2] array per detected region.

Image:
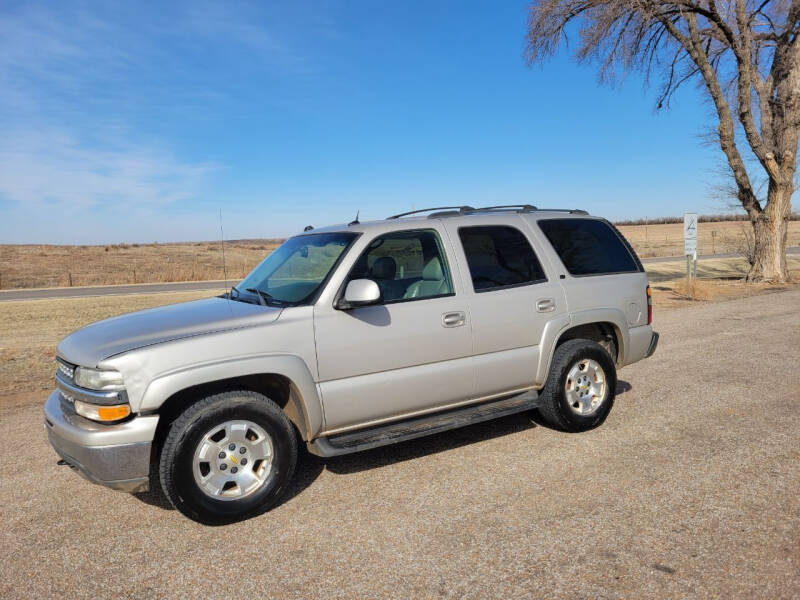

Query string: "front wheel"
[[159, 390, 297, 525], [537, 339, 617, 432]]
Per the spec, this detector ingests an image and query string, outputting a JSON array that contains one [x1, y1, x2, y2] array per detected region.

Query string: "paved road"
[[1, 290, 799, 599], [0, 280, 227, 301], [639, 245, 800, 263], [2, 247, 798, 301]]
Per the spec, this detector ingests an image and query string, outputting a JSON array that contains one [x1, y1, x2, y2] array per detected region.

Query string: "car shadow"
[[526, 379, 631, 429], [133, 411, 538, 511], [133, 470, 174, 509], [323, 411, 538, 475], [616, 379, 632, 395], [133, 441, 327, 512], [133, 382, 632, 515]]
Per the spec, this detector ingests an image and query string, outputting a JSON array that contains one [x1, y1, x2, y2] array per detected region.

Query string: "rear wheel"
[[159, 390, 297, 525], [537, 339, 617, 432]]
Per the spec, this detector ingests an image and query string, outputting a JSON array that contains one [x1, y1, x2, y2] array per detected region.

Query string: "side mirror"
[[339, 279, 382, 309]]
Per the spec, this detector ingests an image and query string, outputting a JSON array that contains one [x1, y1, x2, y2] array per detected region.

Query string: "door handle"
[[536, 298, 555, 312], [442, 311, 466, 328]]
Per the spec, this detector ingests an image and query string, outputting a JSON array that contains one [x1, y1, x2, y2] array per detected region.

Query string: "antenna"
[[348, 210, 360, 226], [219, 209, 229, 298]]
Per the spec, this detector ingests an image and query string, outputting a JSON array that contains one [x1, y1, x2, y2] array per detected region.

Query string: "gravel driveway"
[[1, 289, 798, 599]]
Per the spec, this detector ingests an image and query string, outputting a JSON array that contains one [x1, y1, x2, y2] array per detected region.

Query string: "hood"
[[57, 297, 281, 367]]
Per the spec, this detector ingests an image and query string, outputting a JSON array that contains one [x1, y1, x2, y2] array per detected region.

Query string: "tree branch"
[[734, 0, 780, 180], [658, 7, 762, 216]]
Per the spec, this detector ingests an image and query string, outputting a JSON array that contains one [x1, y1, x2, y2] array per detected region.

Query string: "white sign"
[[684, 213, 698, 256]]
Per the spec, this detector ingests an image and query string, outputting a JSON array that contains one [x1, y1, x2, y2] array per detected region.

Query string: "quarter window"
[[347, 229, 454, 302], [458, 226, 546, 292], [538, 219, 640, 276]]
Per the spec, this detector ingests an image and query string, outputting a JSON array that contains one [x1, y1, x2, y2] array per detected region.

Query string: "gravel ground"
[[1, 290, 799, 599]]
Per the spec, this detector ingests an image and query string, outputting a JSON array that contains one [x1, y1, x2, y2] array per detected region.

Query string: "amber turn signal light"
[[74, 400, 131, 423]]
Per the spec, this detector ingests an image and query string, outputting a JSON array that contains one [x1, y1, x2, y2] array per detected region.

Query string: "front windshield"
[[236, 232, 356, 305]]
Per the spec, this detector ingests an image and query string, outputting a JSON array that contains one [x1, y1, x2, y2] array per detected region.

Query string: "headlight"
[[74, 367, 125, 391], [74, 400, 131, 422]]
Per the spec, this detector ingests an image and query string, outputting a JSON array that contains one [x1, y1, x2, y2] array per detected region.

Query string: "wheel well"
[[151, 374, 297, 460], [556, 322, 620, 363]]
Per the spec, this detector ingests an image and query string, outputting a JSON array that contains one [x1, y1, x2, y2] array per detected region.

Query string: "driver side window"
[[348, 229, 454, 303]]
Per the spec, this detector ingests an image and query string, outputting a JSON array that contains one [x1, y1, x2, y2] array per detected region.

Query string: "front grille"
[[56, 359, 77, 407], [56, 358, 75, 381]]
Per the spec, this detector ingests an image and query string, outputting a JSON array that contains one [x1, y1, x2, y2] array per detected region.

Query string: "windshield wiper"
[[228, 285, 259, 305], [246, 287, 273, 306]]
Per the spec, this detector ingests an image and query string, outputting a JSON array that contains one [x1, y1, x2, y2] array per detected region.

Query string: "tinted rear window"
[[538, 219, 640, 276]]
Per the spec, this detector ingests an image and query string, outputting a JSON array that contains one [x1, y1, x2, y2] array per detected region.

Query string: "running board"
[[309, 390, 539, 457]]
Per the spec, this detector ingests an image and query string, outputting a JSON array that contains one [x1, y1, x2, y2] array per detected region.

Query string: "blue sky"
[[0, 1, 781, 244]]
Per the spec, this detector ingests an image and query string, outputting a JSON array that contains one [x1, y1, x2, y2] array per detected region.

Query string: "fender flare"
[[535, 309, 629, 384], [139, 354, 323, 440]]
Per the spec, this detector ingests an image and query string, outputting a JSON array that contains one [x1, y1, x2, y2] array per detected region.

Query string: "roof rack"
[[386, 205, 588, 219], [387, 206, 475, 219]]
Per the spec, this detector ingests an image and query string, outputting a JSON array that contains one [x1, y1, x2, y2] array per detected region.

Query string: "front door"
[[313, 227, 474, 433]]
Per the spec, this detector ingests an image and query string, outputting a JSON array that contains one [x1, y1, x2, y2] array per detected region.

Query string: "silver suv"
[[45, 205, 658, 524]]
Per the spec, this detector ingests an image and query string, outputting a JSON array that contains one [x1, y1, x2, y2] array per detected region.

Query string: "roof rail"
[[468, 204, 538, 213], [534, 208, 589, 215], [387, 206, 475, 219]]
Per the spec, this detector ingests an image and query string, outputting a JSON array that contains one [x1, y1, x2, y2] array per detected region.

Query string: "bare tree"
[[525, 0, 799, 282]]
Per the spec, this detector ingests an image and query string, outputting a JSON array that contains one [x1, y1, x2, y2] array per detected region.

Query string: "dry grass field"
[[0, 290, 218, 398], [1, 255, 797, 400], [617, 219, 800, 258], [0, 240, 280, 289], [647, 255, 800, 308], [2, 220, 799, 290]]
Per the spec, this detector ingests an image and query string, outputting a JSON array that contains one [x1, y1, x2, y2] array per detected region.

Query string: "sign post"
[[684, 213, 698, 299]]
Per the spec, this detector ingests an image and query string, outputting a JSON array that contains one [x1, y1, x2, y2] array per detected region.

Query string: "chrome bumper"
[[43, 391, 159, 493]]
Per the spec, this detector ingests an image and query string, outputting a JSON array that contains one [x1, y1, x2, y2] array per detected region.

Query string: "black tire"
[[159, 390, 297, 525], [537, 338, 617, 432]]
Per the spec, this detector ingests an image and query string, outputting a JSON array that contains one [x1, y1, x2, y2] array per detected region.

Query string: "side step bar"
[[309, 390, 539, 457]]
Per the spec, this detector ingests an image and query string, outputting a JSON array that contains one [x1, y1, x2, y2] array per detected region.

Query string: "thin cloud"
[[0, 3, 247, 231], [0, 128, 217, 212], [0, 1, 337, 242]]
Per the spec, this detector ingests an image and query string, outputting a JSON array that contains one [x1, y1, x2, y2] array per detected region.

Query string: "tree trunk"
[[747, 181, 792, 283]]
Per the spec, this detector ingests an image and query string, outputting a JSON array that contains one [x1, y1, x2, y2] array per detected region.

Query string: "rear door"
[[442, 217, 567, 397], [313, 226, 474, 433]]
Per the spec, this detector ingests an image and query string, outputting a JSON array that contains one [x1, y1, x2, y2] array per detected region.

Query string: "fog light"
[[74, 400, 131, 422]]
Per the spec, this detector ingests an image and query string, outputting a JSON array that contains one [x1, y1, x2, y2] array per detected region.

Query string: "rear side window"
[[538, 219, 640, 276], [458, 226, 546, 292]]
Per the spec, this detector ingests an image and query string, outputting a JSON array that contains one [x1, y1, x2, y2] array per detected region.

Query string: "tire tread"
[[537, 338, 616, 433], [158, 389, 297, 524]]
